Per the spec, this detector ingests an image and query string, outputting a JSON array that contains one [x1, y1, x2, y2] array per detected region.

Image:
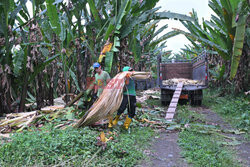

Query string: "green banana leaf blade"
[[230, 14, 247, 79]]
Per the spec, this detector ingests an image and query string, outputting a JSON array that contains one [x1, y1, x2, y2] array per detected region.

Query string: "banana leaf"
[[230, 14, 247, 79], [203, 22, 228, 50], [46, 0, 61, 36], [87, 0, 101, 23], [151, 23, 168, 39], [150, 31, 180, 48], [69, 68, 80, 92], [112, 36, 120, 52], [204, 20, 226, 35], [116, 0, 131, 29], [104, 52, 114, 74], [155, 11, 195, 22], [104, 19, 115, 40], [120, 7, 159, 38], [10, 0, 26, 20], [208, 0, 224, 19], [174, 28, 228, 59], [132, 26, 141, 63]]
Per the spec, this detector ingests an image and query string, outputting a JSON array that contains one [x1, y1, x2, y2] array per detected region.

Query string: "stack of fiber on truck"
[[75, 71, 151, 127], [162, 78, 204, 86]]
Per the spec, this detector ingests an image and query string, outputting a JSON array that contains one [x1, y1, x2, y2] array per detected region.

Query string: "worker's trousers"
[[117, 94, 136, 118]]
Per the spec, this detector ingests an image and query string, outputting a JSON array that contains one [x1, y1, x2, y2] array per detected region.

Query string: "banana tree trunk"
[[76, 49, 84, 90], [82, 49, 90, 89], [48, 65, 54, 105], [36, 73, 44, 109], [0, 85, 11, 114], [233, 42, 249, 92], [19, 75, 28, 112]]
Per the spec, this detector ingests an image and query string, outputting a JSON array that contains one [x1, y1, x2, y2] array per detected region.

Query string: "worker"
[[93, 62, 110, 98], [111, 66, 136, 130]]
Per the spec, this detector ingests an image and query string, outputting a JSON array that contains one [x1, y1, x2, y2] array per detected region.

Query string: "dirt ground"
[[139, 131, 188, 167], [139, 106, 250, 167]]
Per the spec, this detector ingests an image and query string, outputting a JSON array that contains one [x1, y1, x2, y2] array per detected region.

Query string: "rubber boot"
[[108, 116, 113, 128], [112, 115, 120, 126], [123, 116, 132, 130]]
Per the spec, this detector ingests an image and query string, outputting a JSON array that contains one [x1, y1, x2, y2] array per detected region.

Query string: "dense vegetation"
[[175, 0, 249, 92], [0, 0, 195, 114], [0, 123, 154, 166], [1, 0, 248, 115], [0, 0, 249, 166]]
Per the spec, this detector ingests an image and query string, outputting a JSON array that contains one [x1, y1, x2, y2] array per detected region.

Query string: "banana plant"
[[174, 0, 249, 81], [0, 0, 196, 113], [85, 0, 194, 74], [230, 0, 248, 79], [0, 0, 29, 113]]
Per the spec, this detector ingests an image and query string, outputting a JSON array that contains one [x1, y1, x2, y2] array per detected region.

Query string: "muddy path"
[[139, 131, 188, 167], [139, 106, 250, 167]]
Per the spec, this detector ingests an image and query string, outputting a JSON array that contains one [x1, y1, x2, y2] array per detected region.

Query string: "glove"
[[126, 73, 132, 78]]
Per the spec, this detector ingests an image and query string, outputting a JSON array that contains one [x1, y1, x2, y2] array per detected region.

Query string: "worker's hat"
[[93, 62, 100, 68], [122, 66, 133, 72]]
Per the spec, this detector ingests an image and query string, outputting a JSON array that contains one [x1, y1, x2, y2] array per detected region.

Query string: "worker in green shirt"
[[93, 62, 111, 98], [111, 66, 136, 130]]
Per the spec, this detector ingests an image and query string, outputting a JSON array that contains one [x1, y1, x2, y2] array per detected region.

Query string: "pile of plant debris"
[[163, 78, 204, 85]]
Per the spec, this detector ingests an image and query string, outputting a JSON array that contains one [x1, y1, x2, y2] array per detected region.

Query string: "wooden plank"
[[167, 108, 176, 113], [165, 113, 175, 119], [173, 94, 180, 98], [169, 103, 177, 108], [166, 113, 175, 118], [175, 91, 181, 94], [165, 82, 183, 121], [174, 94, 181, 98], [171, 98, 179, 103]]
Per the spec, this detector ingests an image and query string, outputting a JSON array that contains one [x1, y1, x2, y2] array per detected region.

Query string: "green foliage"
[[230, 5, 248, 79], [0, 125, 96, 166], [100, 127, 154, 166], [176, 104, 242, 166], [145, 98, 161, 107], [0, 124, 154, 166], [45, 0, 61, 35], [104, 52, 114, 73], [175, 106, 206, 125], [203, 89, 250, 132], [178, 129, 240, 167], [177, 0, 249, 80]]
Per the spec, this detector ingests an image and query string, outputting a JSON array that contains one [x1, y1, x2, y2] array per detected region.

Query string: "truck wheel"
[[161, 101, 170, 106], [191, 99, 202, 106], [196, 100, 202, 106], [190, 98, 195, 106]]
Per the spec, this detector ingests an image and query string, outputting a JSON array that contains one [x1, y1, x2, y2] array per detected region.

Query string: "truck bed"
[[161, 84, 207, 91], [157, 51, 208, 106]]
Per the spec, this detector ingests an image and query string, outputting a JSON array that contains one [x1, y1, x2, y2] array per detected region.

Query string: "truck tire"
[[161, 100, 170, 106], [161, 89, 173, 106], [190, 90, 203, 106], [196, 100, 202, 106]]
